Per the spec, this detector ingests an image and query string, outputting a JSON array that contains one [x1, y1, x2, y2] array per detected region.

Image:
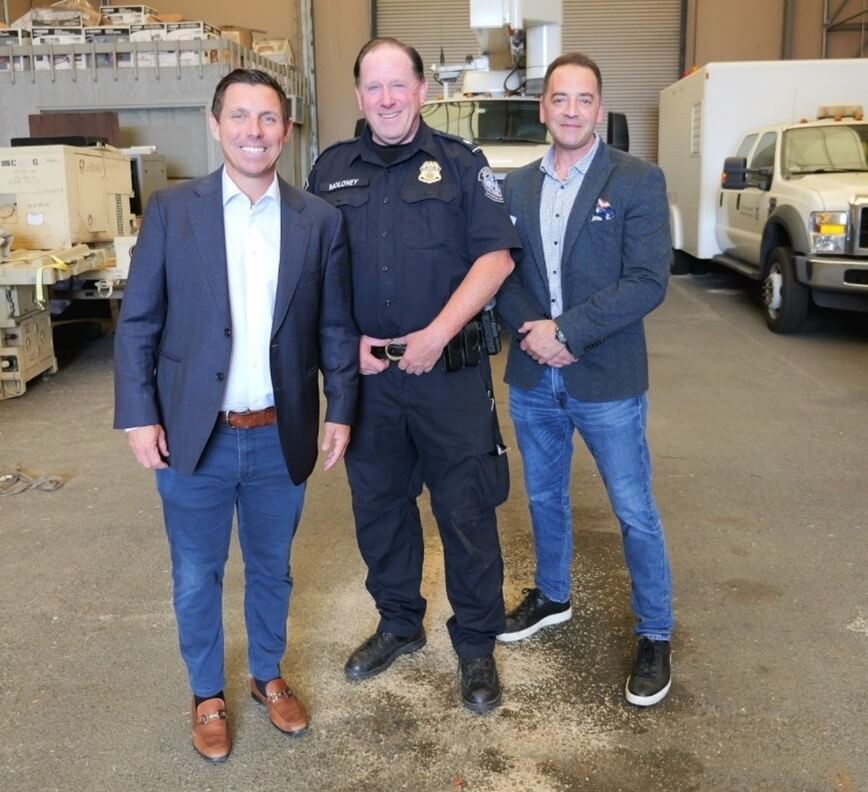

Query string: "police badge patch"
[[418, 160, 442, 184], [478, 167, 503, 203]]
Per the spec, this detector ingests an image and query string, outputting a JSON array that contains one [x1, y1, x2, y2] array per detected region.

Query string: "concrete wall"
[[312, 0, 370, 150]]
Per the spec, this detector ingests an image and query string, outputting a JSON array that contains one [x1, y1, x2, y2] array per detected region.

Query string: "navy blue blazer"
[[113, 168, 359, 483], [497, 141, 671, 401]]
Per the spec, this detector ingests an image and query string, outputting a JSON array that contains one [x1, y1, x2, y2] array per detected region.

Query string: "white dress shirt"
[[220, 169, 282, 412]]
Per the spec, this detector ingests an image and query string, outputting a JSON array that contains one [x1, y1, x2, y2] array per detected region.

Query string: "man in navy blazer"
[[494, 53, 675, 707], [113, 69, 358, 760]]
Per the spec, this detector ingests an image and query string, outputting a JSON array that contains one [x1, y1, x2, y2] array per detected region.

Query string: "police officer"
[[308, 37, 520, 714]]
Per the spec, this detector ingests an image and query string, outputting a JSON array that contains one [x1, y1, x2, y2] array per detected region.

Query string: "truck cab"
[[421, 96, 550, 179], [715, 114, 868, 332]]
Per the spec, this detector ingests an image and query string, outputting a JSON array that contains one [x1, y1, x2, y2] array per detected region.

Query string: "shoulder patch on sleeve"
[[477, 166, 504, 203]]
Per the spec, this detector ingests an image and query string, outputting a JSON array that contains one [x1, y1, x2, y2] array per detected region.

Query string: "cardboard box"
[[220, 26, 258, 50], [83, 26, 131, 67], [252, 38, 294, 68], [32, 27, 85, 70], [0, 146, 133, 250], [100, 5, 158, 25], [128, 23, 217, 67], [0, 29, 31, 72], [128, 23, 170, 66]]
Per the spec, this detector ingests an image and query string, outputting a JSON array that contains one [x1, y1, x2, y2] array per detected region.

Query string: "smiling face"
[[539, 64, 605, 160], [354, 43, 427, 146], [208, 82, 291, 200]]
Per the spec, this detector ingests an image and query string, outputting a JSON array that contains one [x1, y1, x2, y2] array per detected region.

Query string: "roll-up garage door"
[[374, 0, 682, 162]]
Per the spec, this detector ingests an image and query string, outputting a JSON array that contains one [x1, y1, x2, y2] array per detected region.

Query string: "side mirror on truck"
[[721, 157, 772, 191], [607, 112, 629, 152], [721, 157, 750, 189]]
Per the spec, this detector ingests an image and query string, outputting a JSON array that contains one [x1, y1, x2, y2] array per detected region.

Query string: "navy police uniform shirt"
[[307, 121, 521, 339]]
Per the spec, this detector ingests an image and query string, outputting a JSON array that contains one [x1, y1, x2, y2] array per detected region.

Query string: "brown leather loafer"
[[249, 677, 309, 735], [191, 697, 231, 762]]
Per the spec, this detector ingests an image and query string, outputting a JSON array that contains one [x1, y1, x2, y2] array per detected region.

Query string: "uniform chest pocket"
[[320, 184, 371, 246], [399, 181, 463, 250]]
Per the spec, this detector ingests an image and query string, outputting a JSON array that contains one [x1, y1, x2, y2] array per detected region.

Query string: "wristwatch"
[[554, 323, 570, 349]]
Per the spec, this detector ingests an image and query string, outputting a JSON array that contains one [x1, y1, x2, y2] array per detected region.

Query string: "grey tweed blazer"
[[497, 141, 671, 402]]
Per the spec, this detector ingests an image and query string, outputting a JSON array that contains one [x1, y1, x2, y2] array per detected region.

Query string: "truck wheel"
[[762, 247, 809, 334], [671, 249, 693, 275]]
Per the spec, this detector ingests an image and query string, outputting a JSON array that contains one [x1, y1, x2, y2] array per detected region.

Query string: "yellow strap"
[[34, 255, 70, 309]]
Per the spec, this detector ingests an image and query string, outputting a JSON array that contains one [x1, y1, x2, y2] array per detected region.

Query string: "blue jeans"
[[509, 369, 673, 640], [156, 423, 306, 697]]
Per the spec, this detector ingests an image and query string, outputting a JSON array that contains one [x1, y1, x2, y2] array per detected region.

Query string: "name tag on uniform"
[[322, 177, 369, 192]]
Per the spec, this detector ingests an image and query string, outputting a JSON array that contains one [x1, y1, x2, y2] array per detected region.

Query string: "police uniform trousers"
[[345, 355, 508, 659]]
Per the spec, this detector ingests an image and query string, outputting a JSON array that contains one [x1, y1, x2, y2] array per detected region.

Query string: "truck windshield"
[[783, 124, 868, 176], [421, 100, 549, 145]]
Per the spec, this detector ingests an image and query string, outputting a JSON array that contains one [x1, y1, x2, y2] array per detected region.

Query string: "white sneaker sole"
[[495, 607, 572, 643], [625, 674, 672, 707]]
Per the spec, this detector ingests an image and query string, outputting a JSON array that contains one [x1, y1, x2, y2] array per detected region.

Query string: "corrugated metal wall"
[[374, 0, 682, 161]]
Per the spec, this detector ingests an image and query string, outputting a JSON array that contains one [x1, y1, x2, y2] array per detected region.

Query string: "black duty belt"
[[370, 343, 407, 361]]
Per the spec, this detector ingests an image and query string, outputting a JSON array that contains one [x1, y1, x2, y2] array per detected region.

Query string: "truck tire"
[[671, 249, 694, 275], [762, 246, 810, 334]]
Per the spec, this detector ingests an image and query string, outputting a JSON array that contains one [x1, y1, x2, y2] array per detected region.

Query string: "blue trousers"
[[156, 423, 305, 697], [509, 369, 673, 640]]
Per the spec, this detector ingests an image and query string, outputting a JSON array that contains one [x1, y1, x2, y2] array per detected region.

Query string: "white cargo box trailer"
[[658, 59, 868, 333], [659, 59, 868, 259]]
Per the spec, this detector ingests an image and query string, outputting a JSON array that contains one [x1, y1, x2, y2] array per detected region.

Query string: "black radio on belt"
[[443, 306, 502, 372], [479, 304, 502, 355], [444, 322, 480, 372]]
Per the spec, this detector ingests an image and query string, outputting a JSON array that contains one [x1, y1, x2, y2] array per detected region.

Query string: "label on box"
[[100, 5, 158, 24], [0, 30, 32, 44], [0, 31, 31, 69], [165, 21, 221, 40], [84, 26, 131, 67], [32, 27, 86, 44], [129, 23, 168, 41], [31, 9, 83, 27]]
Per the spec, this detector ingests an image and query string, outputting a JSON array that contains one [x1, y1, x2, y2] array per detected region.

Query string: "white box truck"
[[658, 59, 868, 333]]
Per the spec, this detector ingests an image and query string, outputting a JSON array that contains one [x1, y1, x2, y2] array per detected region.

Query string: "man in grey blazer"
[[495, 53, 674, 707], [114, 69, 358, 760]]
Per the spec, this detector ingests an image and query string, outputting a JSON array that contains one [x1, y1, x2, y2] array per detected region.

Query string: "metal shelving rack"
[[0, 38, 312, 187]]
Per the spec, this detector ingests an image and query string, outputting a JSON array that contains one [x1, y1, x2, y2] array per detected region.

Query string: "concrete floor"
[[1, 267, 866, 792]]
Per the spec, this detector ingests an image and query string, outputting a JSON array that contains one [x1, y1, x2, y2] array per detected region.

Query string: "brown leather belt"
[[217, 407, 277, 429]]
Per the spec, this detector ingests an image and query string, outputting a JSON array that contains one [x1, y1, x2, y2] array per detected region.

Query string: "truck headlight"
[[810, 211, 848, 254]]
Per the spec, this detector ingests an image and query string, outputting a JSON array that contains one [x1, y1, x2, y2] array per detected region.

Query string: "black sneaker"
[[344, 628, 426, 681], [459, 655, 501, 714], [496, 587, 572, 642], [625, 637, 672, 706]]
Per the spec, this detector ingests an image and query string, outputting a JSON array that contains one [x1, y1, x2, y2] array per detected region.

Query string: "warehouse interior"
[[1, 1, 867, 791]]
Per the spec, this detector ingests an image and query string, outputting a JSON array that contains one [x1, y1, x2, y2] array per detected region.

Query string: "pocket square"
[[592, 198, 616, 222]]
